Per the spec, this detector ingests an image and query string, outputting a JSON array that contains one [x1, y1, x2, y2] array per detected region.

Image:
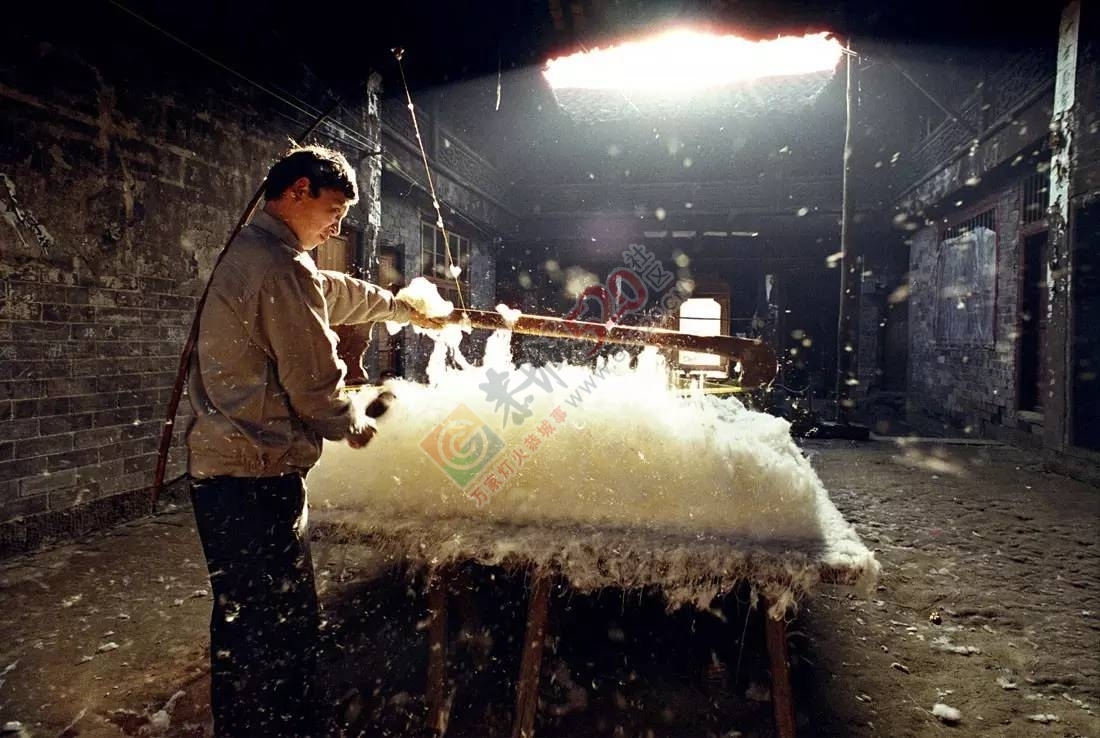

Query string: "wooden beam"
[[453, 309, 778, 387]]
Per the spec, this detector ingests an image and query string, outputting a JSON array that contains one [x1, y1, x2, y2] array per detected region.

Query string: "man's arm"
[[316, 270, 414, 325]]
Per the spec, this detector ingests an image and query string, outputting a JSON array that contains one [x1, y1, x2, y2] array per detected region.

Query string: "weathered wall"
[[906, 187, 1028, 438], [0, 28, 380, 554], [886, 31, 1067, 443]]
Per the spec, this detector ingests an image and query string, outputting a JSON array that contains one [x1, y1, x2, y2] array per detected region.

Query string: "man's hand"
[[346, 415, 377, 449], [408, 310, 449, 330], [346, 426, 376, 449]]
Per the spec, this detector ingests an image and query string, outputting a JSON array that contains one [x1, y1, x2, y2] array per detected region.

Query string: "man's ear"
[[290, 176, 311, 200]]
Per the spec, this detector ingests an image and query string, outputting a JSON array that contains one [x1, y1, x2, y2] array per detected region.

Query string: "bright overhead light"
[[543, 29, 842, 91]]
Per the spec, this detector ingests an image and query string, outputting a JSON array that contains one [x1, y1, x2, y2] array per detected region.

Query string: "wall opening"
[[1072, 201, 1100, 451], [1018, 230, 1049, 414]]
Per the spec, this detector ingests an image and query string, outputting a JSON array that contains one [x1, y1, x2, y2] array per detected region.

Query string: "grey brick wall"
[[0, 36, 380, 553], [379, 185, 499, 382], [907, 187, 1024, 436]]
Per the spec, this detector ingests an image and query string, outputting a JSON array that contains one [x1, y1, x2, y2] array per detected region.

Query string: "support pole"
[[1045, 0, 1081, 450], [835, 42, 860, 422]]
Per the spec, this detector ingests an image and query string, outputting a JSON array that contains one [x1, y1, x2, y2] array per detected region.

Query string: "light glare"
[[543, 29, 843, 91]]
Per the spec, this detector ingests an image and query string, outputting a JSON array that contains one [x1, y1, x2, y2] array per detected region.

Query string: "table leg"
[[426, 568, 450, 736], [763, 604, 797, 738], [511, 571, 552, 738]]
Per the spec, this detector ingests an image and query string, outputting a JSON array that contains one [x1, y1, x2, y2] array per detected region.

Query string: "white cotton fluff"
[[385, 277, 455, 335], [394, 276, 455, 317], [147, 710, 170, 733], [496, 303, 522, 327], [1027, 714, 1059, 723], [311, 335, 877, 576], [311, 336, 881, 611], [932, 704, 962, 723]]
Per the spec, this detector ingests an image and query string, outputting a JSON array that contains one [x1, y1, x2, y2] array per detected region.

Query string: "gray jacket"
[[186, 210, 412, 478]]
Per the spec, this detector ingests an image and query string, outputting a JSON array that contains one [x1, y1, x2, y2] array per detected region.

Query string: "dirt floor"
[[0, 439, 1097, 737]]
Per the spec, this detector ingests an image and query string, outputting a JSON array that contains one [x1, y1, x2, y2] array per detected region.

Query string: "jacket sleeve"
[[316, 269, 414, 326], [258, 260, 363, 441]]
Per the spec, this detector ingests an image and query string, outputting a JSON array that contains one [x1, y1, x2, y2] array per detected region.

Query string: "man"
[[186, 145, 440, 736]]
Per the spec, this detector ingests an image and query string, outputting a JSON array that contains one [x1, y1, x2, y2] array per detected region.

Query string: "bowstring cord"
[[393, 50, 468, 313]]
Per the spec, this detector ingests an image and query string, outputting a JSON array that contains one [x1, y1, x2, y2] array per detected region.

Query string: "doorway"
[[1018, 230, 1049, 414], [1072, 202, 1100, 450]]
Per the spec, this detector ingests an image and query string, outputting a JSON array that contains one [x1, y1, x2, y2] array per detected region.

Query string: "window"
[[420, 219, 471, 293], [1022, 171, 1051, 226], [935, 209, 996, 345], [678, 296, 730, 377]]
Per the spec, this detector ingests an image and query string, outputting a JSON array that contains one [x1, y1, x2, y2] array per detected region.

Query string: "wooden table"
[[314, 513, 875, 738]]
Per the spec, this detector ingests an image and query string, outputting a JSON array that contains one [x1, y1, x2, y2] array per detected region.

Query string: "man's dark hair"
[[263, 145, 358, 203]]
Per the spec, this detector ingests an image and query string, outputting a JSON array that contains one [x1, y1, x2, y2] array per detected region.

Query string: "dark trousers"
[[191, 474, 321, 737]]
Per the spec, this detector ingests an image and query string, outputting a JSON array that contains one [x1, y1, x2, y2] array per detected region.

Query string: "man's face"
[[284, 178, 352, 249]]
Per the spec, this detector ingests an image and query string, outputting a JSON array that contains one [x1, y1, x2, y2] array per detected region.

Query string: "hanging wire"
[[392, 48, 468, 312]]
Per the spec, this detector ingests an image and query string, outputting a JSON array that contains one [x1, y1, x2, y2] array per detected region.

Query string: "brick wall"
[[907, 187, 1025, 437], [0, 32, 380, 554], [378, 188, 432, 379], [379, 181, 499, 382]]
